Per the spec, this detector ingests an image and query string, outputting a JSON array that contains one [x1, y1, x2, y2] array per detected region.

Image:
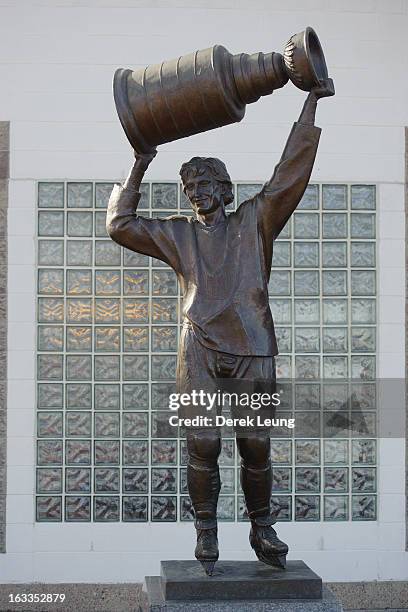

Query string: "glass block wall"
[[36, 181, 377, 522]]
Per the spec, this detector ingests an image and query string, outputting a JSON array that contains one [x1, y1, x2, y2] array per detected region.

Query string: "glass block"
[[37, 440, 63, 465], [94, 496, 120, 521], [295, 385, 320, 411], [123, 468, 148, 493], [352, 494, 376, 520], [219, 468, 235, 494], [93, 355, 120, 381], [123, 326, 149, 352], [352, 466, 376, 493], [38, 240, 64, 266], [295, 356, 320, 379], [36, 496, 62, 522], [66, 270, 92, 296], [270, 300, 291, 324], [38, 269, 64, 295], [37, 412, 63, 438], [351, 298, 376, 323], [123, 412, 148, 438], [151, 496, 177, 521], [236, 183, 262, 205], [151, 382, 176, 410], [322, 213, 347, 238], [179, 440, 188, 466], [123, 299, 149, 323], [151, 440, 177, 465], [38, 325, 64, 351], [152, 298, 178, 323], [66, 326, 91, 352], [66, 240, 92, 266], [351, 411, 376, 439], [351, 271, 376, 296], [272, 467, 292, 493], [294, 271, 318, 295], [323, 384, 348, 411], [351, 185, 375, 210], [151, 412, 176, 438], [121, 355, 148, 381], [151, 355, 176, 380], [95, 241, 121, 266], [67, 212, 93, 237], [298, 184, 318, 210], [95, 327, 120, 352], [351, 213, 375, 238], [38, 383, 63, 409], [94, 440, 120, 465], [123, 249, 149, 267], [37, 468, 62, 493], [295, 440, 320, 465], [351, 355, 376, 380], [270, 440, 292, 465], [322, 184, 347, 210], [351, 242, 375, 267], [323, 328, 348, 352], [295, 495, 320, 521], [38, 182, 64, 208], [322, 271, 347, 296], [95, 211, 109, 237], [66, 355, 91, 383], [95, 298, 120, 324], [180, 496, 194, 521], [95, 183, 115, 209], [95, 413, 120, 438], [218, 496, 235, 521], [294, 299, 319, 324], [95, 270, 120, 296], [270, 496, 292, 521], [269, 271, 291, 296], [37, 354, 63, 380], [66, 440, 91, 465], [94, 467, 120, 492], [272, 242, 291, 267], [123, 440, 148, 465], [294, 213, 319, 238], [294, 328, 320, 352], [123, 270, 149, 296], [94, 384, 120, 410], [324, 440, 348, 464], [123, 384, 149, 410], [323, 299, 347, 325], [151, 467, 177, 493], [294, 411, 321, 438], [324, 495, 348, 521], [66, 412, 91, 437], [277, 219, 291, 239], [66, 383, 92, 410], [324, 467, 348, 493], [67, 183, 93, 208], [152, 183, 177, 209], [38, 211, 64, 236], [295, 467, 320, 493], [65, 496, 91, 521], [152, 326, 178, 352], [322, 242, 347, 268], [351, 384, 376, 411], [351, 327, 376, 352], [275, 327, 291, 352], [293, 242, 319, 267], [352, 439, 376, 464], [38, 297, 64, 323], [275, 355, 292, 378], [123, 496, 148, 521], [152, 270, 177, 296], [65, 468, 91, 493], [323, 356, 348, 379]]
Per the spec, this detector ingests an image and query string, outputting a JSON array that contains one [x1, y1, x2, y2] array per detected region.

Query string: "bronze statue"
[[107, 28, 334, 576]]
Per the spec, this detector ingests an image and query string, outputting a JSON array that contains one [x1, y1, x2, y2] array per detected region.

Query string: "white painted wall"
[[1, 0, 407, 583]]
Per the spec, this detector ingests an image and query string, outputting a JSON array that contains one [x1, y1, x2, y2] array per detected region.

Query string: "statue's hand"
[[134, 149, 157, 169], [311, 78, 335, 99]]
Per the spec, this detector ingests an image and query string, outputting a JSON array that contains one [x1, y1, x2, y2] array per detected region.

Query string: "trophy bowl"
[[283, 26, 329, 91]]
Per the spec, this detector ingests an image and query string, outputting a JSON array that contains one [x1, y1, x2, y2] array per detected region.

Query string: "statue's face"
[[183, 171, 224, 216]]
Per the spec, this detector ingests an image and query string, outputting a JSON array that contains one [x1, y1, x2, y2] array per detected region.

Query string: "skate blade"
[[255, 551, 287, 570], [199, 560, 216, 576]]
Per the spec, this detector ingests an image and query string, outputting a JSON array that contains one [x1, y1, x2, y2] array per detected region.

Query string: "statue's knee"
[[238, 434, 270, 469], [187, 431, 221, 466]]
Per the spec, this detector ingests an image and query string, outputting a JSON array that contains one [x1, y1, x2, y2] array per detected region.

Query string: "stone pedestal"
[[142, 560, 344, 611]]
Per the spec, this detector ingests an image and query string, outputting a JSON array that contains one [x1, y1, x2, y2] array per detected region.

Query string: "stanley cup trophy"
[[107, 27, 334, 577]]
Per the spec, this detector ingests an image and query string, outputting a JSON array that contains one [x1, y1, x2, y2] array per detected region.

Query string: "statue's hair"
[[179, 157, 234, 206]]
